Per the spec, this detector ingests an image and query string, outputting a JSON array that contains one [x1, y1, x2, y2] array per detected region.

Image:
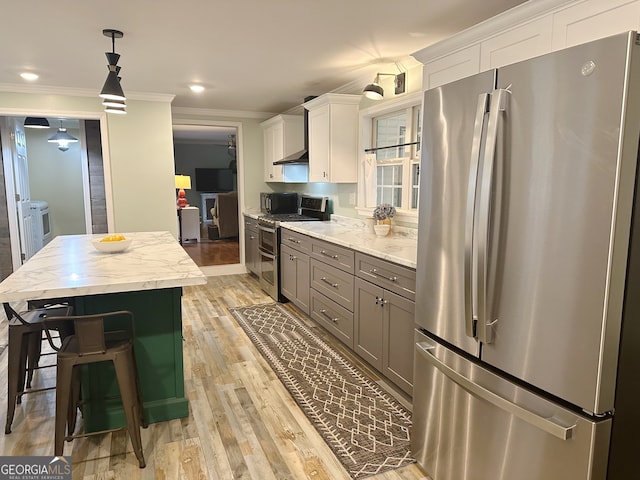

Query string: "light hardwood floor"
[[0, 274, 428, 479]]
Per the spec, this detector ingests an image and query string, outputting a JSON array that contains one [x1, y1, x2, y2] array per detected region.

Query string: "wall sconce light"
[[24, 117, 50, 129], [175, 175, 192, 208], [99, 29, 127, 114], [363, 72, 407, 100]]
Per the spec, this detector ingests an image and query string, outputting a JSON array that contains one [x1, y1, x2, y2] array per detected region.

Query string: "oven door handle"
[[258, 248, 276, 259], [258, 225, 276, 234]]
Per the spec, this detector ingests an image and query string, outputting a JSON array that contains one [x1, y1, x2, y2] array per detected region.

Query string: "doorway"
[[172, 123, 242, 273], [0, 115, 106, 277]]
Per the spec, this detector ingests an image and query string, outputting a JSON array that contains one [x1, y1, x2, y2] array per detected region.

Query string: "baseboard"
[[199, 263, 247, 277]]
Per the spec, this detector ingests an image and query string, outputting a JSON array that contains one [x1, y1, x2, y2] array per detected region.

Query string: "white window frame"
[[357, 91, 422, 225]]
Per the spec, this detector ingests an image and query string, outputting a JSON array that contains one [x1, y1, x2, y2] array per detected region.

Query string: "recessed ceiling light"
[[20, 72, 39, 81], [189, 85, 205, 93]]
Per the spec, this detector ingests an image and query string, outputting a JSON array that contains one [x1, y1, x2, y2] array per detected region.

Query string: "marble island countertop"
[[280, 216, 418, 269], [0, 231, 207, 303]]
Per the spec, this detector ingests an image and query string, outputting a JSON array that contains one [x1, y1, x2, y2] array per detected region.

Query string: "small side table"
[[178, 206, 200, 244]]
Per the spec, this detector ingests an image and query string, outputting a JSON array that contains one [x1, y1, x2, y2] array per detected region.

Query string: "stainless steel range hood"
[[273, 96, 316, 165]]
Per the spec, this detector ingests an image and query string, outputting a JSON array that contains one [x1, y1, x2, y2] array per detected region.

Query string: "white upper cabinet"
[[304, 94, 360, 183], [421, 45, 481, 90], [552, 0, 640, 50], [414, 0, 640, 90], [261, 114, 304, 182], [480, 17, 553, 71]]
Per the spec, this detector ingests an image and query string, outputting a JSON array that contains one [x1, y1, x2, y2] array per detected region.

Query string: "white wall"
[[25, 127, 86, 236], [0, 92, 178, 238]]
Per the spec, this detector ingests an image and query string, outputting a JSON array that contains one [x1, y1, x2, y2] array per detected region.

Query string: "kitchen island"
[[0, 231, 207, 431]]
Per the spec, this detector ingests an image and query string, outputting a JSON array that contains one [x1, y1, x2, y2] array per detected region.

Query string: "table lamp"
[[175, 175, 191, 208]]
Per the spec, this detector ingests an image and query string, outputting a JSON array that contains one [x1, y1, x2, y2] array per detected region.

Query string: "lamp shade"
[[175, 175, 191, 190], [363, 82, 384, 100], [48, 127, 78, 143], [99, 69, 126, 101], [24, 117, 50, 129]]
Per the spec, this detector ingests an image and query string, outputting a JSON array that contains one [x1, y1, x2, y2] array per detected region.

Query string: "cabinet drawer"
[[310, 238, 354, 274], [243, 215, 259, 232], [355, 252, 416, 301], [310, 259, 354, 312], [310, 289, 354, 349], [280, 228, 312, 255]]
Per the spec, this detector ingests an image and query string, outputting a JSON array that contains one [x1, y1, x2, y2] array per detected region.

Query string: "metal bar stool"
[[42, 310, 146, 468], [3, 301, 73, 434]]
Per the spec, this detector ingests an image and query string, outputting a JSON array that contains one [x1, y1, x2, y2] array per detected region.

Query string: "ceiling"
[[1, 0, 526, 116]]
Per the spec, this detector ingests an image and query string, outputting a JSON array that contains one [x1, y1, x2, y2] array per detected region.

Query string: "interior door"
[[0, 117, 38, 266]]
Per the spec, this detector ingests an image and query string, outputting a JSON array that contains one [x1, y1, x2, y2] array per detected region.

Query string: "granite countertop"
[[280, 216, 418, 269], [0, 231, 207, 303]]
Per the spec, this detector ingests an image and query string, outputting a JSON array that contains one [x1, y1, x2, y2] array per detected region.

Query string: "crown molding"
[[171, 106, 273, 120], [0, 83, 174, 103], [412, 0, 578, 63]]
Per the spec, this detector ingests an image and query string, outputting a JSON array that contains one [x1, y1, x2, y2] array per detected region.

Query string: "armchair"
[[210, 191, 239, 239]]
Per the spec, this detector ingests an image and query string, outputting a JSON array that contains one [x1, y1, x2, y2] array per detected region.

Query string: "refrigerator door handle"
[[476, 88, 509, 344], [416, 341, 576, 441], [465, 93, 490, 338]]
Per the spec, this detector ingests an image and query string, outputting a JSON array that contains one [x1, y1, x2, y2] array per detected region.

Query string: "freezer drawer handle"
[[416, 341, 576, 441]]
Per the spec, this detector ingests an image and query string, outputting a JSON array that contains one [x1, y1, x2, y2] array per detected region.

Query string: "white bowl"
[[92, 237, 132, 253]]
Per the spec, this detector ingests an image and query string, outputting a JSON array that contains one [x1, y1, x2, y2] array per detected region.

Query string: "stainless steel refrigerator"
[[412, 31, 640, 480]]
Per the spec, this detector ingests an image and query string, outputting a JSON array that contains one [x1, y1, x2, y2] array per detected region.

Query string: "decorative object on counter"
[[230, 303, 415, 479], [374, 224, 390, 236], [92, 234, 131, 253], [373, 203, 395, 235], [175, 174, 191, 208]]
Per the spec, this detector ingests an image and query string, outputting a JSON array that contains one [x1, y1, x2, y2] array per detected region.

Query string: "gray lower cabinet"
[[280, 243, 310, 314], [354, 251, 416, 396], [354, 277, 415, 395], [309, 289, 354, 348], [244, 215, 260, 276], [281, 229, 415, 396]]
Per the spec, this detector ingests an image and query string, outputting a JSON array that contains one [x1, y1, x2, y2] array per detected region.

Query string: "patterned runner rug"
[[229, 303, 415, 479]]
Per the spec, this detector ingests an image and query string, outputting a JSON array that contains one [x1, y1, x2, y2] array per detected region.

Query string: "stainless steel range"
[[257, 194, 329, 301]]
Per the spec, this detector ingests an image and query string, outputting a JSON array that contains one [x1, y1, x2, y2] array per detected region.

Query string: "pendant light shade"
[[363, 82, 384, 100], [48, 126, 78, 144], [24, 117, 50, 129], [99, 68, 126, 101]]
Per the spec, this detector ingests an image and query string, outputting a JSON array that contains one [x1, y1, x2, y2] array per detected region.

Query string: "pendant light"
[[48, 120, 78, 153], [24, 117, 50, 129], [99, 29, 127, 113]]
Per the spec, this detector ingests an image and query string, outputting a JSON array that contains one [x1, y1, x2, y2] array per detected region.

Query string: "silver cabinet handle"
[[288, 237, 301, 244], [290, 255, 297, 260], [249, 235, 256, 240], [320, 250, 339, 260], [416, 341, 576, 441], [320, 277, 338, 288], [369, 268, 397, 282], [320, 309, 338, 323]]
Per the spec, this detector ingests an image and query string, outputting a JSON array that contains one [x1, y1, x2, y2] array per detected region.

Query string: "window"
[[372, 104, 421, 210]]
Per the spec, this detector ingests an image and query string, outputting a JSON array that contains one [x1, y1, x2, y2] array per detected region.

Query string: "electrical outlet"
[[349, 192, 356, 205]]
